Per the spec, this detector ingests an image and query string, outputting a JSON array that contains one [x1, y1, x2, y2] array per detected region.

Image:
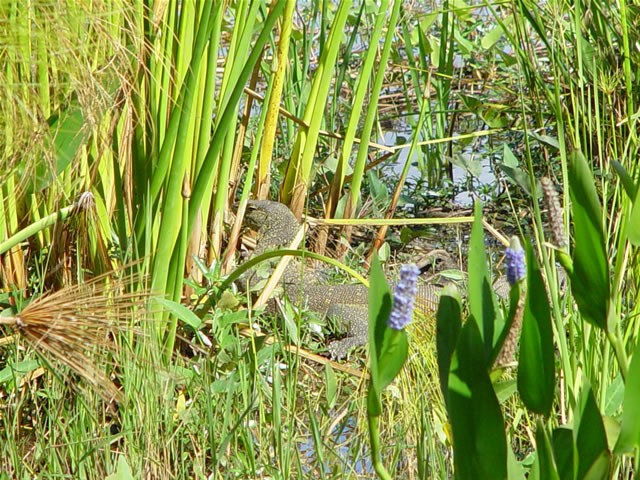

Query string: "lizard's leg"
[[326, 304, 369, 360]]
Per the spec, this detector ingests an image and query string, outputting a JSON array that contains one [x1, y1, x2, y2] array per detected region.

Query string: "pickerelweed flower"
[[505, 236, 526, 285], [388, 264, 420, 330]]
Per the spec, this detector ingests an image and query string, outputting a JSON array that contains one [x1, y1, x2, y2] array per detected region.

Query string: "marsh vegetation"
[[1, 0, 639, 478]]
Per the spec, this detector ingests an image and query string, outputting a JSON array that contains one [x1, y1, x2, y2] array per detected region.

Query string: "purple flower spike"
[[505, 237, 526, 285], [388, 264, 420, 330]]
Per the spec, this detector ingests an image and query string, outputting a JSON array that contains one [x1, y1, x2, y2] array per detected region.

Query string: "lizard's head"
[[244, 200, 300, 233]]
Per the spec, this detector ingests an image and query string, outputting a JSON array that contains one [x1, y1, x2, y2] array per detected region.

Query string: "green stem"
[[368, 415, 393, 480], [607, 330, 629, 382], [0, 203, 77, 255], [218, 249, 369, 293]]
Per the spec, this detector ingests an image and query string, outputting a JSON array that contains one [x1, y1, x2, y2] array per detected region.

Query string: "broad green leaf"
[[481, 15, 513, 50], [614, 342, 640, 454], [603, 375, 624, 416], [481, 24, 504, 50], [281, 300, 300, 346], [629, 189, 640, 246], [325, 363, 337, 408], [575, 384, 610, 479], [481, 105, 510, 128], [450, 153, 483, 177], [535, 420, 561, 480], [528, 131, 559, 149], [467, 200, 501, 360], [0, 359, 40, 385], [458, 93, 482, 113], [436, 284, 462, 405], [499, 144, 542, 196], [568, 151, 609, 331], [517, 240, 554, 416], [154, 297, 203, 330], [610, 159, 636, 200], [502, 143, 519, 168], [451, 0, 472, 22], [494, 379, 517, 404], [30, 102, 88, 193], [603, 416, 621, 452], [105, 456, 134, 480], [497, 50, 517, 66], [454, 29, 473, 54], [552, 427, 575, 480], [367, 253, 393, 416], [447, 320, 506, 480], [377, 327, 408, 392], [507, 442, 526, 480]]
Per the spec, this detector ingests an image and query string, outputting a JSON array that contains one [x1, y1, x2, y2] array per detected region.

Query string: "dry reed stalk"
[[0, 271, 150, 403]]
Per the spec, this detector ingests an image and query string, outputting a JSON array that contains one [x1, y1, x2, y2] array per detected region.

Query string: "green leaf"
[[502, 143, 519, 168], [494, 378, 517, 404], [367, 253, 393, 416], [467, 200, 501, 360], [281, 300, 300, 346], [377, 328, 409, 392], [603, 375, 624, 416], [481, 24, 504, 50], [535, 420, 561, 480], [568, 151, 609, 331], [610, 159, 636, 200], [436, 284, 462, 405], [451, 0, 472, 22], [517, 240, 555, 416], [507, 442, 526, 480], [481, 105, 510, 129], [30, 102, 88, 193], [528, 131, 559, 149], [0, 359, 40, 385], [614, 342, 640, 454], [447, 320, 506, 480], [574, 383, 610, 479], [552, 427, 575, 480], [480, 14, 513, 50], [153, 297, 203, 330], [325, 363, 337, 408], [628, 188, 640, 246], [105, 456, 134, 480]]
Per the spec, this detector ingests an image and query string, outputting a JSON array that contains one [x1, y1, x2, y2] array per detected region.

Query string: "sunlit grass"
[[1, 0, 639, 477]]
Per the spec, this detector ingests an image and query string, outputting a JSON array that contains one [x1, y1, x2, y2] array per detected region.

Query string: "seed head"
[[540, 177, 568, 248]]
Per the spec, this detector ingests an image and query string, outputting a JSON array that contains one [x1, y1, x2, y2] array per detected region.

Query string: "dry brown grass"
[[0, 270, 149, 403]]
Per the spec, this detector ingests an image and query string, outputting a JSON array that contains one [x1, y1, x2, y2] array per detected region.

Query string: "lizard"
[[240, 200, 567, 362], [241, 200, 444, 359]]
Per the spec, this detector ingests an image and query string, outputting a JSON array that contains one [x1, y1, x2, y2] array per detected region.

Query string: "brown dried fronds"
[[0, 271, 150, 403], [47, 191, 112, 288]]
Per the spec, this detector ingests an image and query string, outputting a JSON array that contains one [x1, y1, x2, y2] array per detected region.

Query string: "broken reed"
[[0, 271, 149, 403]]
